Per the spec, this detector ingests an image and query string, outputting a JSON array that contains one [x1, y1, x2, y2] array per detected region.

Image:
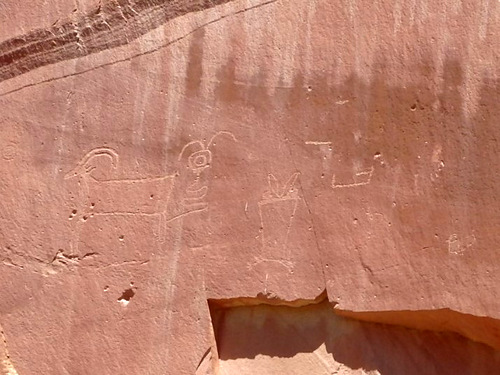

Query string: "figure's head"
[[177, 131, 237, 175], [64, 147, 119, 179]]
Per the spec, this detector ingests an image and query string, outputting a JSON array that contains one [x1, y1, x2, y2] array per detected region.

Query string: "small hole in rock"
[[117, 288, 135, 306], [119, 235, 124, 241], [410, 104, 417, 111]]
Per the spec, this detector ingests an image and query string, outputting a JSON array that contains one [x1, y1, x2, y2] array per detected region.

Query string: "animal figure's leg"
[[69, 176, 91, 254]]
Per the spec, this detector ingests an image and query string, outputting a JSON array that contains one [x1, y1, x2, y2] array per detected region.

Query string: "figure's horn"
[[64, 147, 119, 179], [207, 131, 237, 148]]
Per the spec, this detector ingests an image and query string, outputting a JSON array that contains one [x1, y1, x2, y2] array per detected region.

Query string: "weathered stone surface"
[[210, 301, 500, 374], [0, 0, 499, 374]]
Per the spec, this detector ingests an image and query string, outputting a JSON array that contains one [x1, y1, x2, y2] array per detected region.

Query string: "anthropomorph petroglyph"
[[178, 131, 237, 212], [257, 172, 300, 265], [65, 132, 236, 252]]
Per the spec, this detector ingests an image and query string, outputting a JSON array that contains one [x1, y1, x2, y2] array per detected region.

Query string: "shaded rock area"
[[210, 300, 500, 374], [0, 0, 499, 374]]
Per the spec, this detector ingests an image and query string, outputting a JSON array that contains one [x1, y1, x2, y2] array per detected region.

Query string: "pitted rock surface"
[[0, 0, 499, 374]]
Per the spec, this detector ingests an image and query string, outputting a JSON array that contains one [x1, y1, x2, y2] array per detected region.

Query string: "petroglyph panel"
[[1, 0, 499, 373], [65, 133, 235, 253]]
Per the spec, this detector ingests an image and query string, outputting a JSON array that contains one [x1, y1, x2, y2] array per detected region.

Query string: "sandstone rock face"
[[210, 302, 500, 375], [0, 0, 499, 374]]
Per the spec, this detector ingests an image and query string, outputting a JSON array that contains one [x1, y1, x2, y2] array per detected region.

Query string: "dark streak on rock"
[[0, 0, 234, 82]]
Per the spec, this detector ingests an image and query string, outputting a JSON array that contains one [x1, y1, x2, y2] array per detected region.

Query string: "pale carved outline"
[[447, 233, 476, 255], [305, 141, 375, 189], [331, 166, 374, 189], [65, 132, 236, 252], [252, 172, 300, 271]]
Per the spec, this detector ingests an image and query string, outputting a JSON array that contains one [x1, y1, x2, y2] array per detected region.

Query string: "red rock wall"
[[0, 0, 499, 374], [210, 301, 500, 374]]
